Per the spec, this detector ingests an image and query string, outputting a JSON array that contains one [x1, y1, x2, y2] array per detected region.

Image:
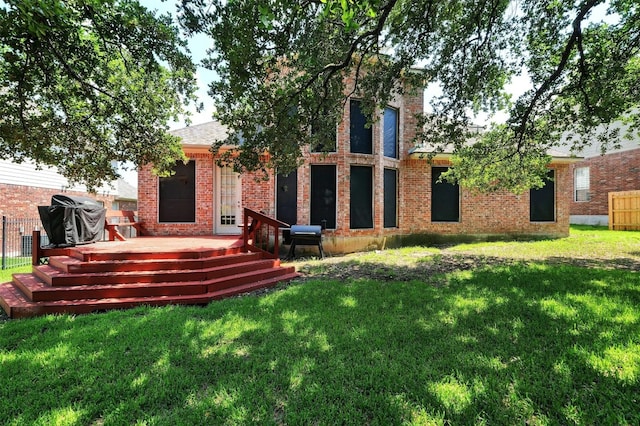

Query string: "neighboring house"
[[0, 158, 137, 256], [138, 76, 579, 254], [569, 135, 640, 226], [0, 158, 121, 219], [111, 178, 138, 211]]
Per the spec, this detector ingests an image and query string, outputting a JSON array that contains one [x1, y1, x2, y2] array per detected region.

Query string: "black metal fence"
[[1, 216, 49, 270]]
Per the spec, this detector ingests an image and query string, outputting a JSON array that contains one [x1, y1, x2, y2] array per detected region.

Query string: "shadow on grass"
[[1, 262, 639, 425]]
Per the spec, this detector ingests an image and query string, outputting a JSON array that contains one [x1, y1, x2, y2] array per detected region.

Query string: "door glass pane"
[[220, 166, 237, 225], [277, 171, 298, 225], [431, 167, 460, 222], [530, 170, 555, 222]]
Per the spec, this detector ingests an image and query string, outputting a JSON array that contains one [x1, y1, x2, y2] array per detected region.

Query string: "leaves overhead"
[[0, 0, 199, 189], [181, 0, 639, 192]]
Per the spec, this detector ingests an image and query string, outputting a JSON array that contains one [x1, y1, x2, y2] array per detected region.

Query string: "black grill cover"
[[38, 195, 106, 247]]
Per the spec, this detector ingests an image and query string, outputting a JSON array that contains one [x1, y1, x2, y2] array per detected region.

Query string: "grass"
[[448, 225, 640, 265], [1, 226, 639, 425], [0, 264, 30, 283]]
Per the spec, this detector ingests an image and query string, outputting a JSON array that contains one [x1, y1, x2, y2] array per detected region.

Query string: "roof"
[[115, 178, 137, 201], [170, 121, 229, 152], [557, 120, 640, 158], [409, 143, 582, 164], [566, 134, 640, 159]]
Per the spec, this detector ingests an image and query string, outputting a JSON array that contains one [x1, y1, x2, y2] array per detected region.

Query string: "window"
[[431, 167, 460, 222], [311, 113, 337, 153], [574, 166, 590, 202], [383, 107, 399, 158], [350, 166, 373, 229], [530, 170, 555, 222], [350, 99, 372, 154], [159, 160, 196, 223], [384, 168, 398, 228], [310, 165, 336, 229], [276, 171, 298, 226]]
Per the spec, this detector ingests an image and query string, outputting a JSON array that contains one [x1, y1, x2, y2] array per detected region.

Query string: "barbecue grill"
[[38, 195, 106, 247], [286, 224, 324, 259]]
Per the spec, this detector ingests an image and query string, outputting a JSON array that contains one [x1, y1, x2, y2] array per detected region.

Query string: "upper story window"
[[350, 99, 372, 154], [574, 166, 590, 202], [311, 124, 337, 153], [310, 107, 337, 153], [383, 107, 399, 159]]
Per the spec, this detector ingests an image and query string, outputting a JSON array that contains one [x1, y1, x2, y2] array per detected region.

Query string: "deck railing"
[[243, 208, 290, 259]]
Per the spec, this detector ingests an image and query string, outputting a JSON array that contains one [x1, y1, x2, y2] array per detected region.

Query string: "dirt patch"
[[294, 253, 520, 283], [290, 248, 640, 284]]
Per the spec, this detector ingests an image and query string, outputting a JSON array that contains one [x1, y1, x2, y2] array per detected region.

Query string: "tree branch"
[[514, 0, 601, 148], [289, 0, 398, 101]]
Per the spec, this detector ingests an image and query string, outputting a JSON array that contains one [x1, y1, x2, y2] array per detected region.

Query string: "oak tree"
[[180, 0, 639, 192], [0, 0, 199, 189]]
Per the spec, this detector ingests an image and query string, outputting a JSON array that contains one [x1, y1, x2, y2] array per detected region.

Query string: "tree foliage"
[[0, 0, 199, 189], [181, 0, 639, 192]]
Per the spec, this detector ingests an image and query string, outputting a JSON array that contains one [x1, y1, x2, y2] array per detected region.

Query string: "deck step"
[[0, 244, 299, 319], [0, 272, 299, 319], [13, 265, 296, 302], [49, 251, 263, 273], [71, 245, 244, 262], [33, 258, 281, 287]]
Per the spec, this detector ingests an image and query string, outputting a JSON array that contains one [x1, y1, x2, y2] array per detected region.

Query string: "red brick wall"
[[0, 184, 114, 219], [242, 170, 275, 217], [570, 148, 640, 217], [137, 76, 572, 248], [138, 153, 215, 235], [401, 159, 570, 237]]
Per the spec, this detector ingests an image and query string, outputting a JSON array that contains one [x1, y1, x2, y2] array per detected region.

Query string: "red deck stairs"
[[0, 245, 299, 319]]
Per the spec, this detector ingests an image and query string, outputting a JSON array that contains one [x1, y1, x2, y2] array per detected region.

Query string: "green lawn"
[[1, 226, 639, 425]]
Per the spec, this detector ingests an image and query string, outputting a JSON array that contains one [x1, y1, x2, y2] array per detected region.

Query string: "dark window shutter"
[[159, 160, 196, 223], [350, 166, 373, 229], [310, 165, 337, 229], [431, 167, 460, 222], [530, 170, 555, 222]]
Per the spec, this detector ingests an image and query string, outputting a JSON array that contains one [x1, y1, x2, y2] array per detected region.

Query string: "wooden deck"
[[0, 236, 299, 319]]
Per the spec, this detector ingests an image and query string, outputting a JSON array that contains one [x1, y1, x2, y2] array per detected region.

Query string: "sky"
[[140, 0, 217, 129], [137, 0, 541, 130], [139, 0, 616, 130]]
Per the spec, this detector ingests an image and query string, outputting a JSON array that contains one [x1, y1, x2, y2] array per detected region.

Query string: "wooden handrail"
[[31, 230, 68, 265], [243, 208, 290, 259]]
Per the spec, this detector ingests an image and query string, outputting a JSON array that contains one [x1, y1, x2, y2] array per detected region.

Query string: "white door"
[[215, 166, 242, 235]]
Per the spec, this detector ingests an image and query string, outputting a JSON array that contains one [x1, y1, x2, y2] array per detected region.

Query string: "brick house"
[[138, 78, 578, 254], [569, 136, 640, 226]]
